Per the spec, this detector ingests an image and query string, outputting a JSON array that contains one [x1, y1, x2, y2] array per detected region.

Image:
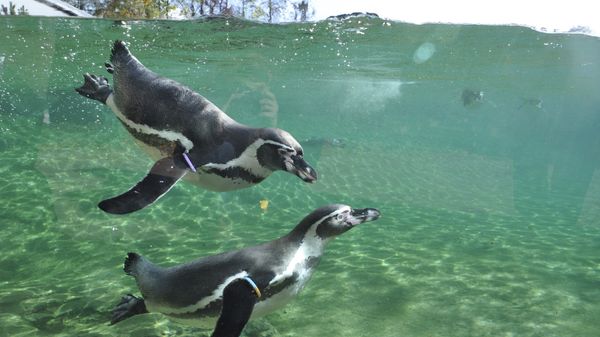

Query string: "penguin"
[[110, 204, 381, 337], [75, 40, 317, 215]]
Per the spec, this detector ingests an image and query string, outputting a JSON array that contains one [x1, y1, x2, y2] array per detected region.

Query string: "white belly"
[[183, 171, 256, 191], [250, 283, 302, 319]]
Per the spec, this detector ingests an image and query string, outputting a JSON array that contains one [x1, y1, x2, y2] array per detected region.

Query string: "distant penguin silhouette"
[[461, 89, 484, 107], [76, 41, 317, 214], [110, 204, 381, 337]]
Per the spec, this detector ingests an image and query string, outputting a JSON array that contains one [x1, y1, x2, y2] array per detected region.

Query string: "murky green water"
[[1, 15, 600, 337]]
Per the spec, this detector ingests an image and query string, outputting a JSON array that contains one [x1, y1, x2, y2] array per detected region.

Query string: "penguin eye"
[[336, 213, 345, 221], [277, 147, 294, 156]]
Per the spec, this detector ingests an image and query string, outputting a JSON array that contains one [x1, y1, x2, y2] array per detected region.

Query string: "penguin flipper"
[[99, 157, 187, 214], [110, 294, 148, 325], [211, 278, 259, 337]]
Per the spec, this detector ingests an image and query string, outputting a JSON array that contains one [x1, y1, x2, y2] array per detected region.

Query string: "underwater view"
[[1, 15, 600, 336]]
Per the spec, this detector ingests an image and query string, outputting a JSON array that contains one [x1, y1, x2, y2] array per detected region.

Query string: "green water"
[[1, 15, 600, 337]]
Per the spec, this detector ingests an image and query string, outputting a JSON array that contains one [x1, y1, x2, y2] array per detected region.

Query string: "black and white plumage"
[[110, 204, 381, 337], [76, 40, 317, 215]]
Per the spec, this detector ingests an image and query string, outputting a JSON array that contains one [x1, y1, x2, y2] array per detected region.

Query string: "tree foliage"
[[1, 1, 29, 15], [101, 0, 174, 19], [293, 0, 308, 21], [60, 0, 312, 21]]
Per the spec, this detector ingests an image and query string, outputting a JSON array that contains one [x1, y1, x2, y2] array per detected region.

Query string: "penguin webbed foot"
[[105, 62, 114, 74], [110, 294, 148, 325], [75, 73, 112, 104]]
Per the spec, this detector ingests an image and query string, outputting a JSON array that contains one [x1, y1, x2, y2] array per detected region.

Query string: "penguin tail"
[[123, 252, 141, 276], [110, 40, 131, 64]]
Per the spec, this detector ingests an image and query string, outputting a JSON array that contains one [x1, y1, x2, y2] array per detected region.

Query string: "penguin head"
[[257, 128, 318, 183], [294, 204, 381, 240]]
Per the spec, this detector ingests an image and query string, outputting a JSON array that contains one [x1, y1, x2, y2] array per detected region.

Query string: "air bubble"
[[413, 42, 436, 64]]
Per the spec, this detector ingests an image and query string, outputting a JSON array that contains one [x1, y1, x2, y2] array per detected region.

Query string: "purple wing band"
[[182, 152, 197, 172]]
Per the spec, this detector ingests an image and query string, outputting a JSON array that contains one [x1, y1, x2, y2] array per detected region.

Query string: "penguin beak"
[[349, 208, 381, 225], [290, 155, 318, 183]]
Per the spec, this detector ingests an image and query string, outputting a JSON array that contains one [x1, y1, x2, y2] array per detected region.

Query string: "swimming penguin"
[[75, 41, 317, 214], [110, 204, 380, 337]]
